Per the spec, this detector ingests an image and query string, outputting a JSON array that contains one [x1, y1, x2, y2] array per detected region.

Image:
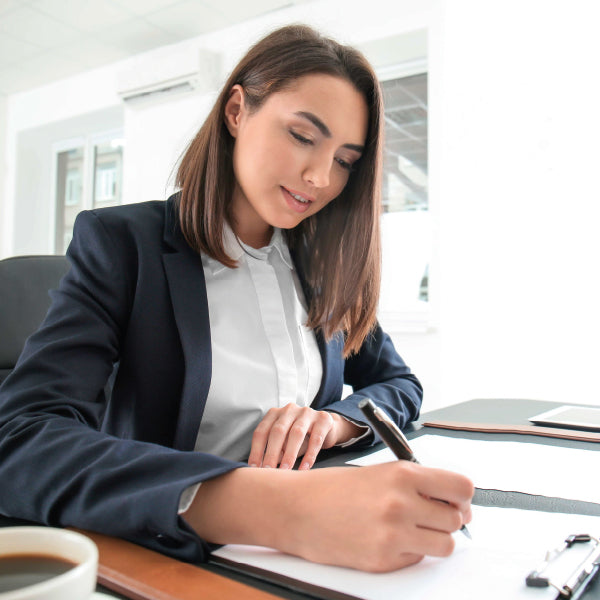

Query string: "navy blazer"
[[0, 196, 422, 562]]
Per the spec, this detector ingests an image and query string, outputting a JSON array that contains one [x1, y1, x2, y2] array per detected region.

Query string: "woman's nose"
[[302, 156, 331, 188]]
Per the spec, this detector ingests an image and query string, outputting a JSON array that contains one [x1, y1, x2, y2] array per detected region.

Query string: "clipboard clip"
[[526, 534, 600, 599]]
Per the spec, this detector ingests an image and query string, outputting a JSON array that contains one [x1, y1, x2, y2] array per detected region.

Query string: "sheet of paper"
[[347, 435, 600, 504], [213, 506, 600, 600]]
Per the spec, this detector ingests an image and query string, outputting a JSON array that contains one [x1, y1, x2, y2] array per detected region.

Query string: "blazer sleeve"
[[0, 210, 243, 562], [324, 324, 423, 445]]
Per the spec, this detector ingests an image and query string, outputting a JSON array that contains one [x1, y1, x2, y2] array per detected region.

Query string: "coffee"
[[0, 554, 75, 592]]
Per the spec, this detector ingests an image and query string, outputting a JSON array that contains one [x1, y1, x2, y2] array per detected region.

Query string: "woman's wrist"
[[329, 411, 368, 445]]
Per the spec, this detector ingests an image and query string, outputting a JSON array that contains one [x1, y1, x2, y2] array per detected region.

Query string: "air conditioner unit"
[[116, 47, 220, 104]]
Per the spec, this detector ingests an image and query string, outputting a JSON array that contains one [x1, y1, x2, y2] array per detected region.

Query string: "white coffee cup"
[[0, 526, 98, 599]]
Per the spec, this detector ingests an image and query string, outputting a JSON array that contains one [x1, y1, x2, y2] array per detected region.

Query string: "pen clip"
[[358, 398, 417, 463], [373, 405, 416, 460]]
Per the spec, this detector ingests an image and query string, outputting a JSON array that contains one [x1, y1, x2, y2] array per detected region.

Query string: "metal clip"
[[526, 534, 600, 599]]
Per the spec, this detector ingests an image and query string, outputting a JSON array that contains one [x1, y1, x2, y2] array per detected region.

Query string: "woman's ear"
[[224, 84, 245, 137]]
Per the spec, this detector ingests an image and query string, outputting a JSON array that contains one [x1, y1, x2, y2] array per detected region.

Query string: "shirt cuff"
[[334, 415, 372, 448], [178, 482, 202, 515]]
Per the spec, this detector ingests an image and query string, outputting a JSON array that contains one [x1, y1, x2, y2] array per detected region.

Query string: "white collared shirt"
[[193, 225, 323, 462]]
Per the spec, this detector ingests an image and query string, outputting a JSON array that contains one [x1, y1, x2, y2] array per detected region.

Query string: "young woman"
[[0, 25, 472, 573]]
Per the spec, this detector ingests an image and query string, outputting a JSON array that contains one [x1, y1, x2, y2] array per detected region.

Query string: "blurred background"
[[1, 0, 599, 410]]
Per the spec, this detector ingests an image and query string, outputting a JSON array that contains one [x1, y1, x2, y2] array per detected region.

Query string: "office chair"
[[0, 255, 70, 384]]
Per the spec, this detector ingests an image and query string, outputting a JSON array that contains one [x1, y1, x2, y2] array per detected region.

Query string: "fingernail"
[[249, 463, 257, 468], [280, 463, 290, 470], [299, 462, 310, 470]]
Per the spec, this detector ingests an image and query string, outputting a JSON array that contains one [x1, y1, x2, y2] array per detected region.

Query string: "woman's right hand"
[[279, 461, 473, 572], [183, 461, 474, 573]]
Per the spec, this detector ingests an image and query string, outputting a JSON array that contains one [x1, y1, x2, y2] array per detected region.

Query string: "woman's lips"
[[281, 186, 314, 213]]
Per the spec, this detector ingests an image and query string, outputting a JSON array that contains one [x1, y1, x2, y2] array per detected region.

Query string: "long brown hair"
[[176, 24, 383, 356]]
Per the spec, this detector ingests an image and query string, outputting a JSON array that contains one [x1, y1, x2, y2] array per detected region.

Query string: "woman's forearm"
[[182, 467, 296, 550], [182, 462, 474, 573]]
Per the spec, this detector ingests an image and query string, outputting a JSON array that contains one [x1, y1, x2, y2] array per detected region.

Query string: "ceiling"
[[0, 0, 313, 96]]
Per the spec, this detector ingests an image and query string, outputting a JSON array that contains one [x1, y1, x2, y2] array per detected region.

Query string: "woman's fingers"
[[285, 462, 473, 572], [262, 408, 310, 468], [413, 495, 466, 541], [412, 465, 475, 526], [248, 404, 338, 469], [247, 408, 278, 467], [295, 410, 335, 470]]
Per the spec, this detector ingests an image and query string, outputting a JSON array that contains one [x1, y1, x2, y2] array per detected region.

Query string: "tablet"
[[528, 405, 600, 432]]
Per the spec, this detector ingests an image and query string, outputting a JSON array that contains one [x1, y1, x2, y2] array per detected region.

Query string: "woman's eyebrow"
[[294, 111, 364, 153]]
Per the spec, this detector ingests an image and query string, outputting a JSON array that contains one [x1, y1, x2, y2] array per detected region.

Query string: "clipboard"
[[211, 553, 360, 600], [526, 534, 600, 599], [209, 506, 600, 600], [73, 505, 600, 600]]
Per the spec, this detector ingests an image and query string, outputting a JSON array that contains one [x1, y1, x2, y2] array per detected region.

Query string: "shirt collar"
[[222, 222, 244, 261], [206, 223, 294, 275], [266, 228, 294, 270]]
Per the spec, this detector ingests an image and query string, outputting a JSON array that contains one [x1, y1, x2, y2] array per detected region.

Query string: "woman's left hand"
[[247, 404, 364, 470]]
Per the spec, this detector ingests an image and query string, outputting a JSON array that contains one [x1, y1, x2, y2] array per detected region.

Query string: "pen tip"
[[461, 526, 472, 540]]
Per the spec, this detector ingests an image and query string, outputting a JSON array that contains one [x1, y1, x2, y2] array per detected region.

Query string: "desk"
[[320, 398, 600, 516], [2, 398, 600, 599], [313, 398, 600, 599]]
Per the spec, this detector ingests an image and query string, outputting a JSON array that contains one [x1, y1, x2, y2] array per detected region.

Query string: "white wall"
[[122, 91, 219, 206], [434, 0, 600, 407], [1, 0, 599, 411]]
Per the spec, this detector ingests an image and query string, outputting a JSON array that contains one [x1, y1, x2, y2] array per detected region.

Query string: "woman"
[[0, 25, 472, 573]]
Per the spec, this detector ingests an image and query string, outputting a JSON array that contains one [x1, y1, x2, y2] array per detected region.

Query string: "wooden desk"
[[83, 529, 280, 600], [0, 512, 283, 600], [3, 398, 600, 599]]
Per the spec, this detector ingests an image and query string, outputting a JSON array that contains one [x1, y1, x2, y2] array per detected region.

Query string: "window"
[[382, 73, 428, 214], [53, 131, 123, 254], [378, 70, 430, 331], [55, 146, 84, 254], [54, 131, 123, 254], [94, 142, 122, 206]]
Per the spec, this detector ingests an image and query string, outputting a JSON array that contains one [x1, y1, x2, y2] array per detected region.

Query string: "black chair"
[[0, 255, 70, 384]]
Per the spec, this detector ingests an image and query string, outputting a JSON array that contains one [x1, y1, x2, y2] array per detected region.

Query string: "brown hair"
[[176, 24, 383, 356]]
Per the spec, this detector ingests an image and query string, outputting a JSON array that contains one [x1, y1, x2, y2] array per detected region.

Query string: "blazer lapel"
[[162, 197, 212, 451]]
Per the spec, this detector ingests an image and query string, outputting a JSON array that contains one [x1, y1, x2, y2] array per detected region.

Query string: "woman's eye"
[[335, 157, 353, 172], [290, 131, 313, 145]]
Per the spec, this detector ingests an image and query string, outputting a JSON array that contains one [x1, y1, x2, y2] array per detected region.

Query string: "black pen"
[[358, 398, 472, 539]]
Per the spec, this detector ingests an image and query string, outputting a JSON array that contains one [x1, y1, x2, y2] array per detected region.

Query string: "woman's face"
[[224, 73, 369, 247]]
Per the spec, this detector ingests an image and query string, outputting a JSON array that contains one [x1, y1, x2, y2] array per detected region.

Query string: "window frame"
[[377, 59, 431, 334], [51, 128, 123, 254]]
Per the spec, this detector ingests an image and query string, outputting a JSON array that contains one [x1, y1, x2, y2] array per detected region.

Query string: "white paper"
[[213, 506, 600, 600], [347, 435, 600, 504]]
